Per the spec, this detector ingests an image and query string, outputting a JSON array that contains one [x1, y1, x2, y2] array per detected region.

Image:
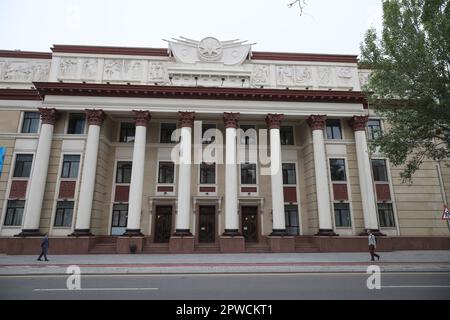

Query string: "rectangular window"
[[61, 155, 80, 178], [67, 113, 86, 134], [13, 154, 33, 178], [241, 163, 257, 184], [158, 162, 174, 184], [200, 162, 215, 184], [280, 126, 294, 145], [21, 112, 40, 133], [282, 163, 296, 185], [4, 200, 25, 226], [326, 119, 342, 139], [367, 119, 382, 140], [160, 123, 177, 143], [372, 159, 389, 182], [285, 205, 299, 235], [378, 203, 396, 227], [202, 124, 216, 144], [116, 161, 132, 183], [330, 158, 346, 181], [112, 204, 128, 228], [119, 122, 135, 143], [54, 201, 74, 227], [240, 125, 256, 145], [334, 203, 352, 227]]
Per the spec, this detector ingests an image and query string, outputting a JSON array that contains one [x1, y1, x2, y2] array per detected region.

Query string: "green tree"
[[360, 0, 450, 182]]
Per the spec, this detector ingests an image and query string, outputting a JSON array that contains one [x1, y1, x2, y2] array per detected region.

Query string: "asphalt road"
[[1, 272, 449, 300]]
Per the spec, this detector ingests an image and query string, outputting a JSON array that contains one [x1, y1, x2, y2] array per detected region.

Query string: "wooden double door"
[[198, 205, 216, 243], [154, 205, 172, 243], [241, 206, 258, 242]]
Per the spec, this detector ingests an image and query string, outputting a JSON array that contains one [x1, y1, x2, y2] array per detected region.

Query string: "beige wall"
[[0, 109, 448, 237]]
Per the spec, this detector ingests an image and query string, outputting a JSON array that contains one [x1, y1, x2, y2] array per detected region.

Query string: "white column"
[[124, 111, 150, 236], [266, 114, 287, 235], [20, 108, 57, 235], [174, 112, 195, 235], [351, 116, 380, 231], [223, 112, 240, 235], [73, 109, 105, 236], [308, 115, 335, 235]]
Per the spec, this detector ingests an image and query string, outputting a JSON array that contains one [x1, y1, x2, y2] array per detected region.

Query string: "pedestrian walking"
[[368, 230, 380, 261], [37, 233, 49, 261]]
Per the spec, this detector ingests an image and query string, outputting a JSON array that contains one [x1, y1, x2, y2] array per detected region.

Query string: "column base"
[[122, 229, 144, 237], [222, 229, 241, 237], [219, 236, 245, 253], [269, 229, 288, 236], [173, 229, 193, 237], [358, 229, 386, 236], [267, 236, 295, 253], [169, 236, 195, 253], [15, 229, 41, 237], [69, 229, 93, 237], [315, 229, 339, 236]]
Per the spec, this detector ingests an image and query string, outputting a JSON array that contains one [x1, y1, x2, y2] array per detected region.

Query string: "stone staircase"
[[89, 236, 117, 254], [245, 241, 271, 253], [194, 243, 221, 253], [295, 236, 319, 253], [141, 242, 170, 254]]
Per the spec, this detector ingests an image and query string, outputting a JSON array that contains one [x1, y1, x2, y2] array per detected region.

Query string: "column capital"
[[349, 115, 368, 131], [223, 112, 240, 129], [85, 109, 106, 126], [265, 113, 284, 129], [307, 114, 327, 130], [133, 110, 151, 127], [178, 111, 195, 128], [38, 108, 57, 125]]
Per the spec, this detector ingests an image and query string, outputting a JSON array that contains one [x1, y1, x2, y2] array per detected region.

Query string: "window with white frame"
[[334, 203, 351, 227], [54, 201, 74, 227], [21, 112, 40, 133], [377, 203, 396, 227], [200, 162, 215, 184], [158, 162, 174, 184], [240, 163, 257, 184], [13, 154, 33, 178], [4, 200, 25, 226], [67, 113, 86, 134], [282, 163, 296, 185], [326, 119, 342, 139], [61, 155, 80, 178]]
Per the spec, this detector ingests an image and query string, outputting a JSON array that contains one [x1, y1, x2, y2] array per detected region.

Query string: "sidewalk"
[[1, 250, 449, 275]]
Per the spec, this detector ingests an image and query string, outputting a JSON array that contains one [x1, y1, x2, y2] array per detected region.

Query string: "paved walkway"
[[1, 250, 449, 275]]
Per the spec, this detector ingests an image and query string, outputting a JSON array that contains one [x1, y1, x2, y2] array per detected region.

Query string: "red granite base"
[[0, 236, 94, 255], [268, 236, 295, 253], [116, 237, 144, 254], [169, 236, 195, 253], [219, 236, 245, 253]]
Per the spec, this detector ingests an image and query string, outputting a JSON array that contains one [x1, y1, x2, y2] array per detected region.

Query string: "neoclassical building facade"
[[0, 37, 449, 254]]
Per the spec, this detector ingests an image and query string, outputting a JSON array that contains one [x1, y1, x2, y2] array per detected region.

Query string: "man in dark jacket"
[[37, 233, 49, 261]]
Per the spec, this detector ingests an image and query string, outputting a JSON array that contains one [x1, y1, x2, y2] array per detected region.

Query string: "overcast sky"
[[0, 0, 383, 56]]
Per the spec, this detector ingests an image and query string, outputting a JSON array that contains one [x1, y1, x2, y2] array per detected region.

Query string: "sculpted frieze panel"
[[81, 58, 98, 79], [251, 65, 270, 85], [148, 62, 167, 82], [59, 58, 78, 78], [103, 59, 143, 81], [0, 60, 50, 82]]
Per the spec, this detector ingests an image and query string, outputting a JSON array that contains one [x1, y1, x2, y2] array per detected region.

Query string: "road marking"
[[382, 285, 450, 288], [33, 287, 159, 292], [2, 271, 450, 278]]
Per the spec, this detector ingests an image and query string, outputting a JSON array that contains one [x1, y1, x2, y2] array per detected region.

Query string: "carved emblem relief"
[[251, 65, 270, 85], [0, 60, 50, 82], [81, 58, 98, 79], [148, 62, 166, 82], [198, 37, 223, 62], [59, 58, 78, 78]]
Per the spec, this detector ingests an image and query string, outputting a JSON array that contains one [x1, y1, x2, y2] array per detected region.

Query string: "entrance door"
[[241, 206, 258, 242], [198, 206, 215, 243], [154, 205, 172, 243]]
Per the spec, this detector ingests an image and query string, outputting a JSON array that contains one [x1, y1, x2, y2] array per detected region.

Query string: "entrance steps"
[[295, 236, 319, 253], [194, 243, 220, 253], [245, 241, 271, 253], [89, 236, 117, 254], [142, 243, 170, 254]]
